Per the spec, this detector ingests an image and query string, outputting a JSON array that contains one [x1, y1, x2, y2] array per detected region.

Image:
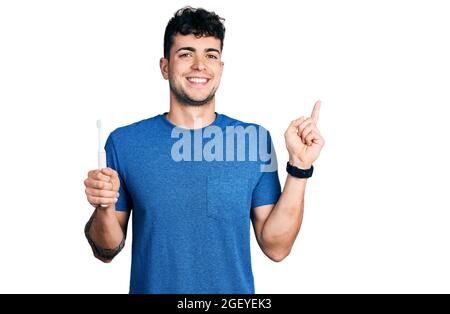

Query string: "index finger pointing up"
[[311, 100, 321, 124]]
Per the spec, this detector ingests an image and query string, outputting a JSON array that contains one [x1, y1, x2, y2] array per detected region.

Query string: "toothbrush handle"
[[98, 151, 107, 169], [98, 151, 108, 208]]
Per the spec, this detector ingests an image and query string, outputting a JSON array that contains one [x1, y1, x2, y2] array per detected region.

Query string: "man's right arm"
[[84, 168, 129, 263], [85, 207, 130, 263]]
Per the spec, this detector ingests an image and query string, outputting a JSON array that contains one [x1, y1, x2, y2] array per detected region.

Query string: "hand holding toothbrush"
[[84, 120, 120, 210], [84, 168, 120, 210]]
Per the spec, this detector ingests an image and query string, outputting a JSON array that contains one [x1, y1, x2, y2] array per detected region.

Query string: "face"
[[160, 34, 224, 106]]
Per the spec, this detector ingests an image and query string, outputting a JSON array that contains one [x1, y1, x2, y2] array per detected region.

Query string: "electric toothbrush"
[[97, 120, 108, 208]]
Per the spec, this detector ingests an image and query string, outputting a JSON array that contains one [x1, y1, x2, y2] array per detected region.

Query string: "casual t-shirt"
[[105, 112, 281, 294]]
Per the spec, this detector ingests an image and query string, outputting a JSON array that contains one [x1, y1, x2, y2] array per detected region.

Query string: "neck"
[[166, 94, 216, 129]]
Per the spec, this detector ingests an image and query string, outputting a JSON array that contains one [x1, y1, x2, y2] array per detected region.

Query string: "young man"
[[84, 6, 324, 294]]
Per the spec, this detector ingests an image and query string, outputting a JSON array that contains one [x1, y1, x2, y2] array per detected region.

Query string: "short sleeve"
[[251, 130, 281, 208], [105, 133, 133, 212]]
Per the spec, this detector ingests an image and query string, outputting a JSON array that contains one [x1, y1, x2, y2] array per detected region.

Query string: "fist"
[[84, 168, 120, 210], [284, 100, 325, 169]]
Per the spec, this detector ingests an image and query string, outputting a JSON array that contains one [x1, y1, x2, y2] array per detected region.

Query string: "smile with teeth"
[[187, 77, 210, 85]]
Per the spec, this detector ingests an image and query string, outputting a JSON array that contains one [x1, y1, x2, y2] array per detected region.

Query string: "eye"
[[179, 53, 192, 58], [207, 54, 218, 60]]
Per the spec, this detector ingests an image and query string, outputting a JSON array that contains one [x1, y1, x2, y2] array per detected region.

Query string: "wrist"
[[95, 205, 116, 217], [288, 157, 312, 170]]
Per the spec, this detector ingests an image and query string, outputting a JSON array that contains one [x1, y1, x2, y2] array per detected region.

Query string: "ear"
[[220, 60, 224, 74], [160, 57, 169, 80]]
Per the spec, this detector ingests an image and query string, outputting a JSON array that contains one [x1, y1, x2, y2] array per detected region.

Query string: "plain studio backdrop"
[[0, 0, 449, 293]]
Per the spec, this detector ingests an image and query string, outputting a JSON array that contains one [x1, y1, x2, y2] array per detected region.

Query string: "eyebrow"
[[176, 47, 221, 54]]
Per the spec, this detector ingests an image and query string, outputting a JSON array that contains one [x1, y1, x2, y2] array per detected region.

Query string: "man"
[[84, 6, 324, 294]]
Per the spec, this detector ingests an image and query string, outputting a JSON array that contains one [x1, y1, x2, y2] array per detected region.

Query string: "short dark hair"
[[163, 6, 225, 59]]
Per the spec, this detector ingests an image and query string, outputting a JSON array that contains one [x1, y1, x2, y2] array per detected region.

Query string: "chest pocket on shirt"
[[206, 175, 251, 220]]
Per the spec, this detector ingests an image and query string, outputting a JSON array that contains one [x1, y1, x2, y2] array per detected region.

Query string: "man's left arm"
[[252, 100, 325, 262]]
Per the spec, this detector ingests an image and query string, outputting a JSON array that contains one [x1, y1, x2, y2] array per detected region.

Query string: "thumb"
[[101, 167, 118, 178], [101, 168, 120, 190]]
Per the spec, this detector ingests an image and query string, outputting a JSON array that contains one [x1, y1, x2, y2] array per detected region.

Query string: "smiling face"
[[160, 34, 224, 106]]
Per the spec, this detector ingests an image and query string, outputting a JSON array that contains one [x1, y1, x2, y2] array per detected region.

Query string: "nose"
[[191, 56, 206, 71]]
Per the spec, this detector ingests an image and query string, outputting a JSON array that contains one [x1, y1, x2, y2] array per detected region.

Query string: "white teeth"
[[188, 77, 208, 83]]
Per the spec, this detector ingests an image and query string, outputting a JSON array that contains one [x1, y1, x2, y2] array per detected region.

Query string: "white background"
[[1, 0, 449, 293]]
